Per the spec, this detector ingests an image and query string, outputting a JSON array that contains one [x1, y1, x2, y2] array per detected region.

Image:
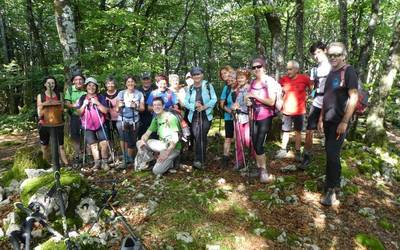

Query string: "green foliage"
[[0, 108, 37, 134], [355, 233, 385, 250], [378, 217, 395, 231]]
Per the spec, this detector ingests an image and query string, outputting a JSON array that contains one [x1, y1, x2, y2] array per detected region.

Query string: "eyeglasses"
[[328, 53, 343, 59], [287, 68, 293, 70], [251, 65, 263, 70]]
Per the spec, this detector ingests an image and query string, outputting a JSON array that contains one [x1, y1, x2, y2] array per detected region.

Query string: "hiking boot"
[[320, 188, 340, 206], [260, 168, 275, 183], [193, 161, 204, 169], [233, 162, 242, 171], [275, 149, 288, 159], [93, 159, 102, 169], [101, 159, 110, 171], [295, 150, 302, 162], [298, 153, 311, 170]]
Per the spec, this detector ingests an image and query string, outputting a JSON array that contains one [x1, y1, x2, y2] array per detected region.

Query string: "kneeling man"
[[136, 97, 181, 175]]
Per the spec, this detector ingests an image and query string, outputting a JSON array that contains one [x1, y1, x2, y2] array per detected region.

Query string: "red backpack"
[[340, 65, 369, 115]]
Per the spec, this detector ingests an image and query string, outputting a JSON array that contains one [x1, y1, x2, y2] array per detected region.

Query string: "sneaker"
[[193, 161, 204, 169], [320, 188, 340, 206], [295, 150, 302, 162], [298, 153, 311, 170], [101, 159, 110, 171], [259, 168, 275, 183], [93, 159, 101, 169], [275, 149, 288, 159]]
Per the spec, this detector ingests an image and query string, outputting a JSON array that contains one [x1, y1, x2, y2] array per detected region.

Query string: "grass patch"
[[355, 233, 385, 250], [343, 184, 360, 195], [378, 217, 395, 231], [304, 180, 317, 192], [0, 140, 23, 147]]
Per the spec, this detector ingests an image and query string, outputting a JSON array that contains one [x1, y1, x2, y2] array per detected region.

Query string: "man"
[[136, 97, 181, 175], [275, 60, 312, 162], [138, 72, 156, 139], [183, 66, 217, 168], [64, 73, 86, 163], [318, 42, 358, 206], [299, 42, 331, 170]]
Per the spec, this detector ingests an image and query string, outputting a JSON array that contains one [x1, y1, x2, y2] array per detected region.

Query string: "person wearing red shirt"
[[275, 60, 312, 161]]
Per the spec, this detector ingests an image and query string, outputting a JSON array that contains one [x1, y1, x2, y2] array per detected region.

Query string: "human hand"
[[317, 119, 324, 133], [157, 150, 169, 163], [336, 122, 348, 140]]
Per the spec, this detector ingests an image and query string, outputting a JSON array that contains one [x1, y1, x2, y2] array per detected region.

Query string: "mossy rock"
[[355, 233, 385, 250], [0, 146, 50, 186], [35, 238, 66, 250], [20, 169, 87, 209]]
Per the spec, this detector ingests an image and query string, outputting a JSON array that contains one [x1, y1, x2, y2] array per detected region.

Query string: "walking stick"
[[248, 97, 256, 181], [120, 104, 128, 169], [198, 111, 204, 168], [93, 104, 116, 165], [233, 110, 247, 171], [82, 105, 88, 166]]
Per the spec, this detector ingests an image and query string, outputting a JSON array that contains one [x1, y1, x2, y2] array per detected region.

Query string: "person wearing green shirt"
[[64, 73, 87, 162], [136, 97, 181, 175]]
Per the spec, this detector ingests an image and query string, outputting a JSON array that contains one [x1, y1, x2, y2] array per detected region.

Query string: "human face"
[[169, 78, 179, 88], [73, 76, 84, 89], [227, 74, 235, 86], [251, 63, 264, 78], [286, 63, 298, 78], [125, 78, 136, 91], [142, 78, 152, 89], [185, 77, 194, 87], [86, 82, 97, 95], [220, 69, 230, 82], [157, 79, 168, 91], [152, 100, 164, 115], [106, 80, 116, 91], [237, 75, 247, 87], [44, 79, 55, 91], [312, 48, 328, 64], [192, 73, 203, 85], [327, 46, 346, 69]]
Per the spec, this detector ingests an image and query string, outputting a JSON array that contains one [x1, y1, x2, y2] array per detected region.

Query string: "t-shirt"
[[248, 77, 276, 121], [235, 85, 249, 124], [77, 94, 108, 131], [311, 60, 331, 108], [117, 89, 144, 122], [104, 90, 119, 121], [146, 89, 178, 110], [148, 111, 182, 150], [220, 84, 234, 121], [323, 65, 358, 123], [64, 85, 86, 116], [279, 74, 312, 116], [138, 86, 156, 124]]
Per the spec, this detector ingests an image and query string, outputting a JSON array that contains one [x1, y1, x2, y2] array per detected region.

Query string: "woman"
[[116, 75, 145, 166], [183, 66, 217, 169], [147, 75, 178, 112], [104, 76, 119, 151], [36, 76, 68, 165], [246, 58, 277, 183], [231, 68, 253, 170], [169, 74, 186, 108], [219, 65, 235, 167], [77, 77, 110, 170]]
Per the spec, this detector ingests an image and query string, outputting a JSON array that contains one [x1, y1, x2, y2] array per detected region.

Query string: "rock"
[[0, 227, 4, 237], [145, 200, 158, 216], [176, 232, 193, 243], [31, 228, 43, 238], [27, 186, 70, 218], [206, 244, 220, 250], [253, 228, 266, 236], [328, 224, 336, 230], [281, 164, 297, 172], [285, 195, 299, 205], [216, 178, 226, 185], [5, 179, 20, 195], [0, 198, 10, 206], [25, 168, 53, 179], [358, 207, 376, 220], [0, 186, 4, 201], [135, 193, 145, 200], [277, 231, 287, 243], [68, 231, 80, 238], [76, 198, 99, 224], [304, 244, 320, 250], [90, 223, 102, 236], [4, 212, 21, 236]]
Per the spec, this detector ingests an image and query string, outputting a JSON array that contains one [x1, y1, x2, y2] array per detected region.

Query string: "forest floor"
[[0, 124, 399, 250]]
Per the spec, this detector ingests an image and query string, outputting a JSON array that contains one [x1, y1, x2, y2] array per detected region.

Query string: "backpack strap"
[[339, 64, 349, 87]]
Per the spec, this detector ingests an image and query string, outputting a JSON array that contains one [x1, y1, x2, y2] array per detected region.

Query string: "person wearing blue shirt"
[[184, 66, 217, 169], [219, 66, 235, 167], [147, 75, 178, 112]]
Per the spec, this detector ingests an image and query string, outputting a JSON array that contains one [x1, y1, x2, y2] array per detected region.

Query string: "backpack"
[[189, 81, 212, 100], [339, 65, 369, 115], [168, 108, 191, 144], [250, 77, 283, 116]]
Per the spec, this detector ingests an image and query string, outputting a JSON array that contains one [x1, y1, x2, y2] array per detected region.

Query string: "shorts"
[[84, 127, 109, 145], [224, 120, 234, 139], [116, 121, 139, 148], [69, 114, 82, 140], [282, 114, 304, 132], [39, 125, 65, 146], [306, 106, 321, 130]]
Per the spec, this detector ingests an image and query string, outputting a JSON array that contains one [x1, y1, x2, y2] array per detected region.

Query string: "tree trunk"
[[365, 18, 400, 146], [283, 9, 291, 61], [295, 0, 304, 69], [0, 6, 10, 64], [253, 0, 264, 56], [54, 0, 80, 82], [338, 0, 348, 49], [350, 0, 363, 64], [264, 11, 284, 79], [201, 0, 213, 81], [357, 0, 380, 83]]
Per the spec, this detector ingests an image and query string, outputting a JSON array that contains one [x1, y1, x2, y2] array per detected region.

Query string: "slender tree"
[[338, 0, 348, 49], [295, 0, 304, 69], [253, 0, 264, 57], [0, 6, 9, 64]]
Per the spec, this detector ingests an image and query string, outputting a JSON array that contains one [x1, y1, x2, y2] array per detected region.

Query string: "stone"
[[5, 179, 20, 195], [277, 231, 287, 243], [0, 186, 4, 201], [75, 198, 99, 224], [176, 232, 193, 243], [216, 178, 226, 185], [253, 228, 266, 236], [285, 195, 299, 205], [27, 186, 70, 218], [358, 207, 376, 220], [0, 198, 10, 206], [135, 193, 145, 200], [0, 227, 4, 238], [145, 200, 158, 216], [25, 168, 53, 179], [281, 164, 297, 172], [206, 244, 220, 250], [4, 212, 21, 236]]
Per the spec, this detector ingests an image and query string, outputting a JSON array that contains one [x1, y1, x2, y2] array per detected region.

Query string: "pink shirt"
[[248, 78, 275, 120]]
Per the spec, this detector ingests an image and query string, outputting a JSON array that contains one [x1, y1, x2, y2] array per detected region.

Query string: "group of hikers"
[[37, 41, 360, 206]]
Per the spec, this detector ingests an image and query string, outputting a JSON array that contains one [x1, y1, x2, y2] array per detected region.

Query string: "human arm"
[[336, 88, 358, 136]]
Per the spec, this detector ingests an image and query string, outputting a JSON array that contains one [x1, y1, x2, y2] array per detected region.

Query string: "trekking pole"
[[248, 98, 256, 182], [82, 105, 88, 166], [198, 111, 204, 168], [93, 104, 116, 164], [106, 100, 116, 161], [120, 104, 128, 169], [235, 110, 247, 171], [232, 110, 240, 169]]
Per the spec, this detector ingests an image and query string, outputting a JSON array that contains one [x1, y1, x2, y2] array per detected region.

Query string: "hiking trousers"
[[324, 121, 348, 191], [191, 111, 211, 163]]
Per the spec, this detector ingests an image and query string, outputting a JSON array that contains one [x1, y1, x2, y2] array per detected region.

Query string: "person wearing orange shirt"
[[275, 60, 312, 161]]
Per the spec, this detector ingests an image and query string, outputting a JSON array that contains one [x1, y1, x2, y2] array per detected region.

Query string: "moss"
[[261, 227, 281, 240], [251, 190, 272, 202], [0, 146, 50, 186], [355, 233, 385, 250], [343, 184, 359, 195], [20, 169, 87, 206], [304, 180, 317, 192], [378, 218, 395, 231], [35, 238, 66, 250]]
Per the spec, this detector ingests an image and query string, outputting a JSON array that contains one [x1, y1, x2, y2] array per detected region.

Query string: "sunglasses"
[[328, 53, 343, 59], [287, 68, 293, 70], [251, 65, 263, 70]]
